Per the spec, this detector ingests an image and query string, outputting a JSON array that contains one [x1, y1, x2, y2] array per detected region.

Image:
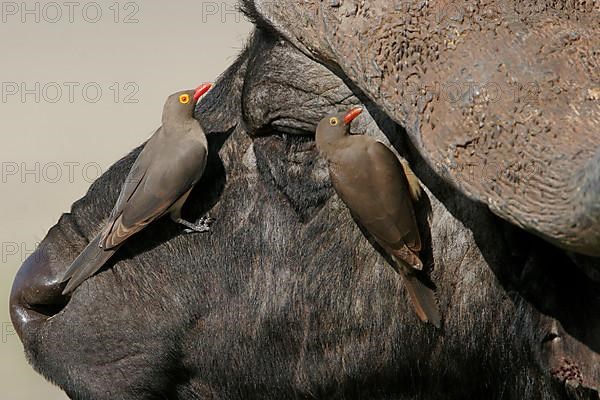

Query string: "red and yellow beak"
[[194, 83, 213, 102], [343, 107, 363, 124]]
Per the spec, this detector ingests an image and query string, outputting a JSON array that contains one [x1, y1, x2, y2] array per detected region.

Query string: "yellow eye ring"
[[179, 94, 190, 104], [329, 117, 339, 126]]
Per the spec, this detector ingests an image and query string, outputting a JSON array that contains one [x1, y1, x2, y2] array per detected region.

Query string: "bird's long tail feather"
[[399, 269, 441, 328], [61, 234, 117, 294]]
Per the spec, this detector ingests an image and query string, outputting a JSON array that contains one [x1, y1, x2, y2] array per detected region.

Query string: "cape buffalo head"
[[10, 2, 600, 399]]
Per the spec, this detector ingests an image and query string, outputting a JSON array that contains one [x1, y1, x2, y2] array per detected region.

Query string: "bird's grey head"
[[315, 107, 363, 153], [162, 84, 212, 123]]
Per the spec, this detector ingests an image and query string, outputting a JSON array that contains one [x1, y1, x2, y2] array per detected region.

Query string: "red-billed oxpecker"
[[315, 107, 441, 327], [61, 84, 213, 294]]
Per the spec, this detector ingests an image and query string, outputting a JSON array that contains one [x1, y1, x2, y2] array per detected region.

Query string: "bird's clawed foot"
[[175, 215, 214, 233]]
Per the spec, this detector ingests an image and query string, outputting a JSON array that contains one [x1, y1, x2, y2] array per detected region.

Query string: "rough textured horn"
[[249, 0, 600, 258]]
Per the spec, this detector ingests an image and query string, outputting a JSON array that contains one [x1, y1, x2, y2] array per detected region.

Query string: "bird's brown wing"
[[105, 129, 160, 225], [329, 138, 421, 252], [367, 141, 421, 251], [101, 127, 207, 249]]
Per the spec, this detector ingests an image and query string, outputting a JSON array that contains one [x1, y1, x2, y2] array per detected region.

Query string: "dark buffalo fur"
[[10, 24, 599, 400]]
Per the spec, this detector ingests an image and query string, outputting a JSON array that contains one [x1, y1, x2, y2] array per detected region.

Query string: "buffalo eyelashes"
[[179, 94, 190, 104], [329, 117, 339, 126]]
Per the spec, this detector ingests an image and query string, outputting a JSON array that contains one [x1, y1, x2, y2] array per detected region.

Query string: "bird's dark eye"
[[179, 94, 190, 104], [329, 117, 339, 126]]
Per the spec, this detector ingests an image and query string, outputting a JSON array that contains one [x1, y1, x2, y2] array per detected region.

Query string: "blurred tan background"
[[0, 2, 250, 398]]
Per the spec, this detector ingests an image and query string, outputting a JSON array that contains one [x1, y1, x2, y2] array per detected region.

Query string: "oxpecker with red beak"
[[316, 107, 441, 327], [61, 84, 213, 294]]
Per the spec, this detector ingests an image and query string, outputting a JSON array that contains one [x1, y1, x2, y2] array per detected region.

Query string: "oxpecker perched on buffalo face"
[[61, 84, 213, 294], [316, 107, 441, 327]]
